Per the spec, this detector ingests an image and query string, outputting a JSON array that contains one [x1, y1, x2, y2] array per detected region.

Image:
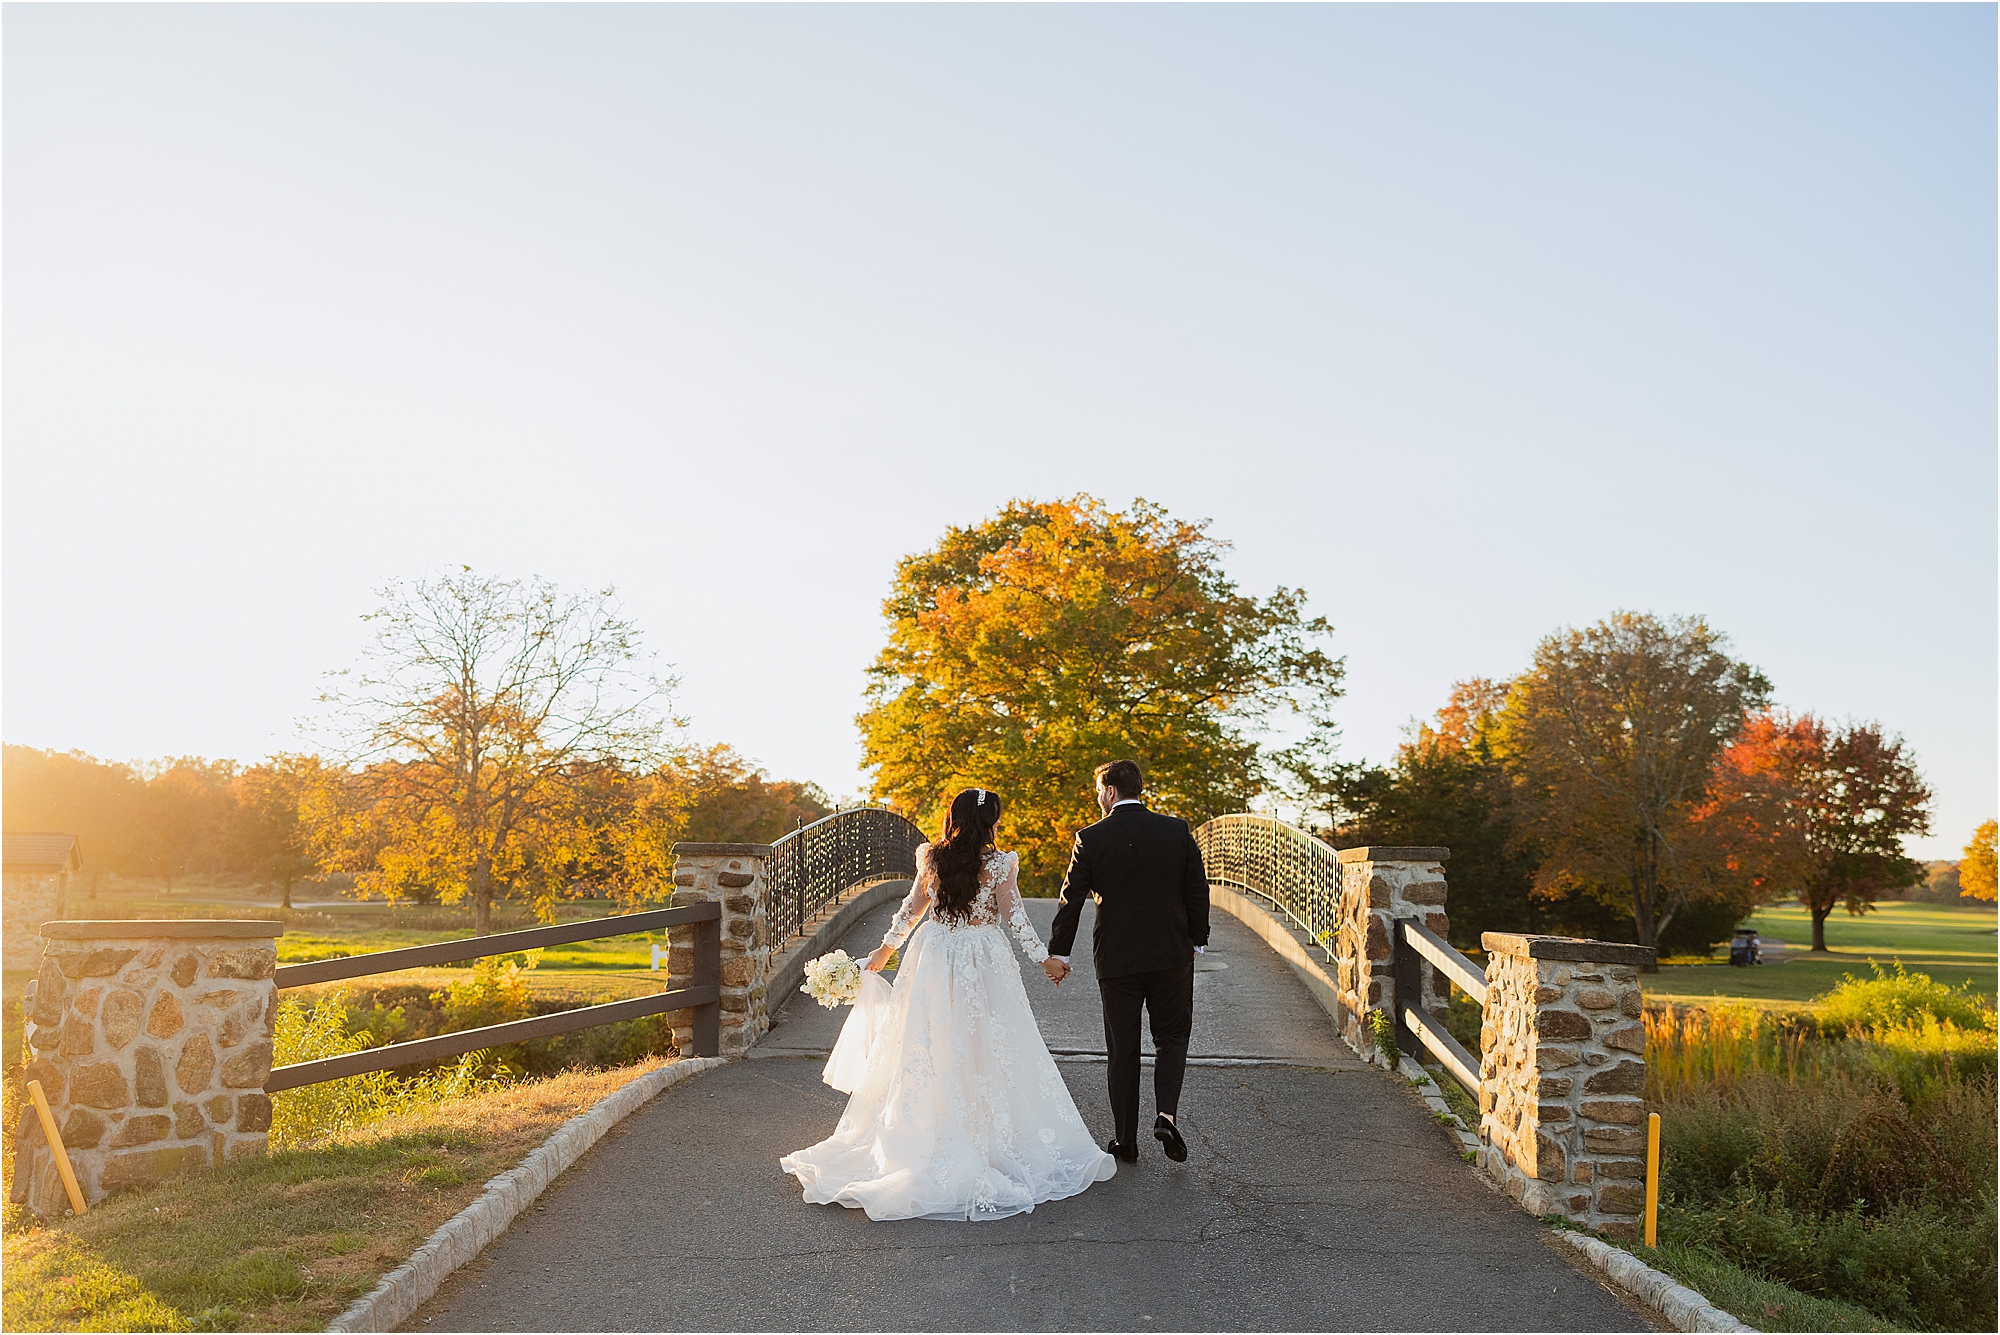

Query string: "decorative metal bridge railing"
[[765, 805, 929, 945], [1193, 813, 1343, 958]]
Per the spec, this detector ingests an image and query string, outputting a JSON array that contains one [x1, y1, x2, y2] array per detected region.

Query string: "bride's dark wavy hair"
[[930, 788, 1002, 922]]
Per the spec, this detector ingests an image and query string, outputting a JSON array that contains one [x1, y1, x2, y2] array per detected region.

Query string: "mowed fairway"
[[1650, 901, 1998, 1008]]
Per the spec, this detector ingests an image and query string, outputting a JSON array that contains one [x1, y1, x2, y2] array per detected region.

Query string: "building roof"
[[3, 832, 82, 873]]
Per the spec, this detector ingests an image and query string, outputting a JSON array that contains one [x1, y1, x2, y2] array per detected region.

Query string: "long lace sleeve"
[[992, 852, 1048, 964], [881, 847, 935, 950]]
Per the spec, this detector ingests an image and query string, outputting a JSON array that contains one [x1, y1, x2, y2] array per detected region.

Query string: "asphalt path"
[[411, 898, 1653, 1332], [754, 899, 1358, 1068]]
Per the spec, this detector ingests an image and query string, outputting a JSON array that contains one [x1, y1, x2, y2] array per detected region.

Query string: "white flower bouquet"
[[800, 949, 864, 1009]]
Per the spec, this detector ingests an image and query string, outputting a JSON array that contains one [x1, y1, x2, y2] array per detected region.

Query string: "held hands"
[[1042, 957, 1071, 986], [864, 945, 895, 973]]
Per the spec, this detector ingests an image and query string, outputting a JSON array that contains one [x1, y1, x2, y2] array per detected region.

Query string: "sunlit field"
[[14, 880, 662, 981], [1651, 901, 1997, 1008]]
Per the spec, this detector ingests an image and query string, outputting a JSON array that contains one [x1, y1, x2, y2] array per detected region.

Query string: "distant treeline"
[[1, 742, 830, 910]]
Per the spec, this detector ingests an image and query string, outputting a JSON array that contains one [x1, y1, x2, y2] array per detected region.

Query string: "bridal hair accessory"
[[976, 789, 987, 806]]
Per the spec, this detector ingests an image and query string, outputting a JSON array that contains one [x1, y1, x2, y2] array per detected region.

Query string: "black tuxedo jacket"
[[1048, 803, 1211, 979]]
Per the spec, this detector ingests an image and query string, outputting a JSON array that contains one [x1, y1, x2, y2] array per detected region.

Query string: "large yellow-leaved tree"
[[859, 496, 1343, 891]]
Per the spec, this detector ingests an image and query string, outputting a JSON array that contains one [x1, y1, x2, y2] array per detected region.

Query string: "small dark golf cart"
[[1728, 927, 1762, 967]]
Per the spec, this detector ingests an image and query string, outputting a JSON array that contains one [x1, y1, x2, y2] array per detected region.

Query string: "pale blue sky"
[[5, 4, 1993, 859]]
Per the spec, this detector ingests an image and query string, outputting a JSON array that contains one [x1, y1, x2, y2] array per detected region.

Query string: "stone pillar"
[[3, 869, 68, 971], [1477, 933, 1654, 1240], [13, 920, 281, 1217], [667, 842, 771, 1057], [1331, 847, 1451, 1064]]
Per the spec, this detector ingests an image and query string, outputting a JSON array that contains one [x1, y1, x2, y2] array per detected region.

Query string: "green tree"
[[1959, 819, 1996, 902], [860, 496, 1343, 891], [1317, 680, 1548, 950], [1495, 612, 1771, 964], [229, 755, 328, 908], [314, 570, 673, 933]]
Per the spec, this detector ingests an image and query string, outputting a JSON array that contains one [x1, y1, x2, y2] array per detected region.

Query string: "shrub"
[[269, 993, 501, 1148], [1663, 1188, 1997, 1332], [1857, 1012, 1999, 1105], [1815, 961, 1995, 1038], [433, 952, 537, 1032]]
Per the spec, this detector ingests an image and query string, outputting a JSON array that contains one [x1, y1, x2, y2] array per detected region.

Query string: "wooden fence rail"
[[264, 902, 722, 1093], [1393, 915, 1485, 1097]]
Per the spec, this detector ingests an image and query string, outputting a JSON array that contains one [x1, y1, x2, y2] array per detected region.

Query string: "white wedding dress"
[[779, 845, 1117, 1221]]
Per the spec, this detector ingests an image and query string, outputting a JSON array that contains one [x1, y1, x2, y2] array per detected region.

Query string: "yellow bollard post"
[[1644, 1110, 1660, 1247], [26, 1079, 89, 1217]]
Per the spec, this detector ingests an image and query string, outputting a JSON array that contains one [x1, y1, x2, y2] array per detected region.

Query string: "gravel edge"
[[1551, 1228, 1758, 1332], [325, 1055, 734, 1333], [1392, 1054, 1484, 1156]]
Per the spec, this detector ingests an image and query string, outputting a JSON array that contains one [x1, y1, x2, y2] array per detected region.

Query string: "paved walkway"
[[413, 901, 1653, 1332]]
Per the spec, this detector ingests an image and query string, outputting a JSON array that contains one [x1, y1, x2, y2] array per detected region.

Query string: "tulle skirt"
[[779, 920, 1117, 1222]]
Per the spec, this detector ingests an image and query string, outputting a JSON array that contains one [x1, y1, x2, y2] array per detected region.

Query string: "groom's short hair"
[[1094, 759, 1143, 800]]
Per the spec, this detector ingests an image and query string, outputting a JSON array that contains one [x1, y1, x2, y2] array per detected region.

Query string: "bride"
[[779, 787, 1117, 1221]]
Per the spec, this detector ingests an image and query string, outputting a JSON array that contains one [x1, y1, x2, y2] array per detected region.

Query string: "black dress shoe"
[[1105, 1137, 1139, 1164], [1154, 1114, 1188, 1162]]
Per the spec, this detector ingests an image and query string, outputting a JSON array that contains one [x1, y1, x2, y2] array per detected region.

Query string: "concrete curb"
[[1393, 1054, 1483, 1157], [1551, 1229, 1756, 1332], [326, 1055, 732, 1333]]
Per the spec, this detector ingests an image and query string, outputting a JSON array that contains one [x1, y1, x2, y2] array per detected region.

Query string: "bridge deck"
[[412, 901, 1653, 1331]]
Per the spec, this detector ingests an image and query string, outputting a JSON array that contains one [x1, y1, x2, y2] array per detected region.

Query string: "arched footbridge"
[[405, 808, 1664, 1332]]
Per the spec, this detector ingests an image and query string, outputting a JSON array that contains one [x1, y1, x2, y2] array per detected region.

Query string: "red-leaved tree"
[[1703, 712, 1932, 952]]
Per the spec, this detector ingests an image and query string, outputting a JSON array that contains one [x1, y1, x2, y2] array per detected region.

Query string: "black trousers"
[[1099, 959, 1195, 1149]]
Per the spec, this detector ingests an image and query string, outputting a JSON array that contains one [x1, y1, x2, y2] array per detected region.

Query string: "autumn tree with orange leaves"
[[1702, 711, 1932, 952], [859, 496, 1343, 891]]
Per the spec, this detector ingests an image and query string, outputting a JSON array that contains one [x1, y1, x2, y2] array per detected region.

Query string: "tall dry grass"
[[1644, 1004, 1820, 1098], [1644, 969, 1997, 1331]]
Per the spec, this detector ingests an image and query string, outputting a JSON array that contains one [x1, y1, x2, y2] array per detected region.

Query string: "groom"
[[1045, 759, 1210, 1164]]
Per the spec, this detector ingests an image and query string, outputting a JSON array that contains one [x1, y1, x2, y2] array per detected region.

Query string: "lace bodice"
[[881, 846, 1048, 964]]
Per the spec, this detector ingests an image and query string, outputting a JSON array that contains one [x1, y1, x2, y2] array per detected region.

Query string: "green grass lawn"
[[3, 1060, 682, 1331], [1650, 901, 1997, 1008], [274, 928, 656, 973]]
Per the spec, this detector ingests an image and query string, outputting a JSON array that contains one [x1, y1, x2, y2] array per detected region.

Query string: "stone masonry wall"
[[14, 921, 280, 1217], [4, 871, 68, 971], [1331, 847, 1453, 1063], [667, 843, 771, 1057], [1477, 932, 1654, 1240]]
